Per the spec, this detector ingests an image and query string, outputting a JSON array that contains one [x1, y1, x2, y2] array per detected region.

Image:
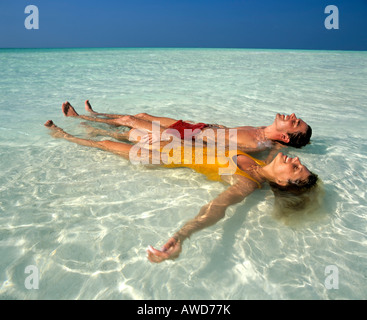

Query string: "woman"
[[44, 120, 318, 263]]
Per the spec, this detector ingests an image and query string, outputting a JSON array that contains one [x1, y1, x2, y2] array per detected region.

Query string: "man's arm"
[[207, 128, 266, 153], [147, 179, 257, 263], [264, 142, 285, 164]]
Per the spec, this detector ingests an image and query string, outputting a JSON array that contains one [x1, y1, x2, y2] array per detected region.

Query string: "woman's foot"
[[44, 120, 67, 138], [62, 102, 79, 117]]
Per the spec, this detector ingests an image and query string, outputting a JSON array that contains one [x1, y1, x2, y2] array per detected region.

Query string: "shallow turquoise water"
[[0, 48, 366, 299]]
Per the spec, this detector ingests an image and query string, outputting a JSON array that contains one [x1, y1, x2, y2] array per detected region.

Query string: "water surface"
[[0, 48, 366, 299]]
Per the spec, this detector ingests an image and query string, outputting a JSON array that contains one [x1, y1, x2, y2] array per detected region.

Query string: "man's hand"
[[265, 142, 286, 164], [273, 141, 285, 150], [147, 237, 182, 263]]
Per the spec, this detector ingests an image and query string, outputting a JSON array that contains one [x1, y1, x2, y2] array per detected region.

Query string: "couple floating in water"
[[45, 100, 319, 263]]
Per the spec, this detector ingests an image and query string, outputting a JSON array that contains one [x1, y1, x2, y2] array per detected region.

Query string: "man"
[[62, 100, 312, 153]]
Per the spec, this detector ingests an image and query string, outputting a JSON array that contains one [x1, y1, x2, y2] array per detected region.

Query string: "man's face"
[[274, 113, 308, 134]]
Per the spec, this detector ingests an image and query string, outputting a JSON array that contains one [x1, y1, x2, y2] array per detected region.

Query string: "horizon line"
[[0, 46, 366, 52]]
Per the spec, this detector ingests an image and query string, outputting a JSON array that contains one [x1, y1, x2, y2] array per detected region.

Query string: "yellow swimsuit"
[[162, 146, 265, 188]]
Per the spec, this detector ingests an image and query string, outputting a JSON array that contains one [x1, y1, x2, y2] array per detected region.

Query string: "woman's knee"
[[97, 139, 114, 149], [98, 139, 131, 153]]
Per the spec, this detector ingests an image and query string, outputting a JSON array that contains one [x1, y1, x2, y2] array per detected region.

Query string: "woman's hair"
[[269, 171, 318, 195], [279, 125, 313, 148], [269, 172, 323, 225]]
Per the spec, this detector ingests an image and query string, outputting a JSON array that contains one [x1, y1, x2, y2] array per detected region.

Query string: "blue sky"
[[0, 0, 366, 50]]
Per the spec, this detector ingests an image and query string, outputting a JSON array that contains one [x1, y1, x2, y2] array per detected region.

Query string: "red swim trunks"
[[167, 120, 209, 140]]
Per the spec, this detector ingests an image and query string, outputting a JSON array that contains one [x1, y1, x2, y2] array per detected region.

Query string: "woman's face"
[[270, 152, 311, 186]]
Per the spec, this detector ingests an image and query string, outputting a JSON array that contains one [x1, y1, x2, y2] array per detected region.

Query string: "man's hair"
[[280, 125, 312, 148]]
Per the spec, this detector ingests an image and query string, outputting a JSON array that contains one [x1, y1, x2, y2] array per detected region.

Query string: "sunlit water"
[[0, 48, 366, 299]]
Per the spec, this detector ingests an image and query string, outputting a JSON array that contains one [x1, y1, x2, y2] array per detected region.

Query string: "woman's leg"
[[44, 120, 167, 162], [44, 120, 133, 159], [81, 122, 151, 143], [80, 122, 130, 141]]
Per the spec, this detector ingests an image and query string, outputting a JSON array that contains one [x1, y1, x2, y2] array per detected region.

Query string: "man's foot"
[[85, 100, 97, 114], [62, 102, 79, 117], [44, 120, 66, 138]]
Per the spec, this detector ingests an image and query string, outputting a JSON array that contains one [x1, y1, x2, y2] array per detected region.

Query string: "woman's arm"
[[147, 179, 256, 263]]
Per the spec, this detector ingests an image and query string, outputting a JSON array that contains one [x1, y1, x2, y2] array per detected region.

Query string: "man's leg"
[[63, 102, 175, 141], [85, 100, 179, 127], [63, 102, 126, 126], [132, 113, 178, 128], [84, 100, 123, 119]]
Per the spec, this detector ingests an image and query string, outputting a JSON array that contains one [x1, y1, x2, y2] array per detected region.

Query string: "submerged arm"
[[147, 179, 257, 263], [264, 142, 285, 164]]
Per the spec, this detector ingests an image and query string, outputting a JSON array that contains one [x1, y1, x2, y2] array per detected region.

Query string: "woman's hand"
[[147, 237, 182, 263], [141, 132, 172, 144]]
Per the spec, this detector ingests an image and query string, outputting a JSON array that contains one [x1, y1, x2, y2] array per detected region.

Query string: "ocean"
[[0, 48, 366, 299]]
